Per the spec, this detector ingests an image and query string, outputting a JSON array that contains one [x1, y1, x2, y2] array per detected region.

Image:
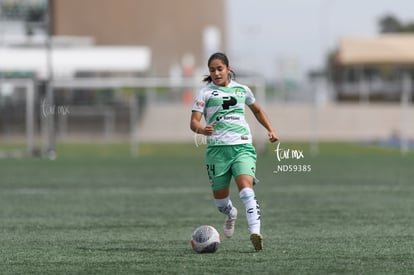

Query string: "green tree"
[[379, 14, 402, 33], [379, 14, 414, 33]]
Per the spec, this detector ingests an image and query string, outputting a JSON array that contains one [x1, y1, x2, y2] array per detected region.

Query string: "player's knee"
[[235, 175, 254, 191]]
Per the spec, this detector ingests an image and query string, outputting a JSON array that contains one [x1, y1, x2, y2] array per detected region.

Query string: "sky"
[[226, 0, 414, 81]]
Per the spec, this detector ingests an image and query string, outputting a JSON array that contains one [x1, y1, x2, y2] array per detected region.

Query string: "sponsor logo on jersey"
[[216, 115, 241, 121]]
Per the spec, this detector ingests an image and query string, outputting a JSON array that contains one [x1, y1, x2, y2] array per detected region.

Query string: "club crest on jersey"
[[234, 89, 244, 97]]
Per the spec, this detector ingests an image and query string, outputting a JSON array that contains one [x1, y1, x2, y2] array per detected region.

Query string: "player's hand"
[[268, 131, 278, 143], [203, 123, 215, 136]]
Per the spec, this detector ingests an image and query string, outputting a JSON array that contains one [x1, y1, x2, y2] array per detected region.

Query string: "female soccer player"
[[190, 52, 278, 251]]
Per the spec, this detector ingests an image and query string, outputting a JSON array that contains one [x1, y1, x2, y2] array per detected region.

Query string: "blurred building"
[[332, 34, 414, 101], [0, 0, 228, 152], [0, 0, 47, 45], [51, 0, 227, 77]]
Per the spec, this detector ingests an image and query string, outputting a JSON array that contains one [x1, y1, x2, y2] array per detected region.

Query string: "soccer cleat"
[[223, 207, 237, 238], [250, 233, 263, 251]]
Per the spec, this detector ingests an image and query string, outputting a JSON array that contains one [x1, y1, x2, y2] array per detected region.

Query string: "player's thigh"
[[206, 146, 232, 192], [231, 144, 257, 178], [210, 172, 232, 193]]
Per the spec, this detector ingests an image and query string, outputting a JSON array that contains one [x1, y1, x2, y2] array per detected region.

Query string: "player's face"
[[208, 59, 230, 87]]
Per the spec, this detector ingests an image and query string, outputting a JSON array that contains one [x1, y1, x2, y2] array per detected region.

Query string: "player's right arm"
[[190, 111, 215, 136]]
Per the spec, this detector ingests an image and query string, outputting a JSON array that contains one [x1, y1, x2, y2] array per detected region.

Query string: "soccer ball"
[[190, 225, 220, 253]]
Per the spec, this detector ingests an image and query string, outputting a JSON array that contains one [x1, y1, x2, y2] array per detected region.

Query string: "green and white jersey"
[[192, 80, 256, 146]]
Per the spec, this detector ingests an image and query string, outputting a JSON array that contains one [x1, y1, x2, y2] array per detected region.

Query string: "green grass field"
[[0, 142, 413, 274]]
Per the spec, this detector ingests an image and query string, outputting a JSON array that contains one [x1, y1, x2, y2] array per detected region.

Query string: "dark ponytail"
[[203, 52, 236, 83]]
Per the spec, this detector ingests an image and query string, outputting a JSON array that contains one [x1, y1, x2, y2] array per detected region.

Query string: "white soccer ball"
[[190, 225, 221, 253]]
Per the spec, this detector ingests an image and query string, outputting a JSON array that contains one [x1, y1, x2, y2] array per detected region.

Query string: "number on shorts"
[[206, 164, 216, 176]]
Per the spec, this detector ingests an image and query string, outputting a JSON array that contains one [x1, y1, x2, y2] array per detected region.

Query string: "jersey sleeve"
[[191, 89, 205, 113], [245, 85, 256, 105]]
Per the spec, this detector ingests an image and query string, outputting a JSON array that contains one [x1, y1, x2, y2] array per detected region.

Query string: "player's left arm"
[[248, 102, 278, 143]]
